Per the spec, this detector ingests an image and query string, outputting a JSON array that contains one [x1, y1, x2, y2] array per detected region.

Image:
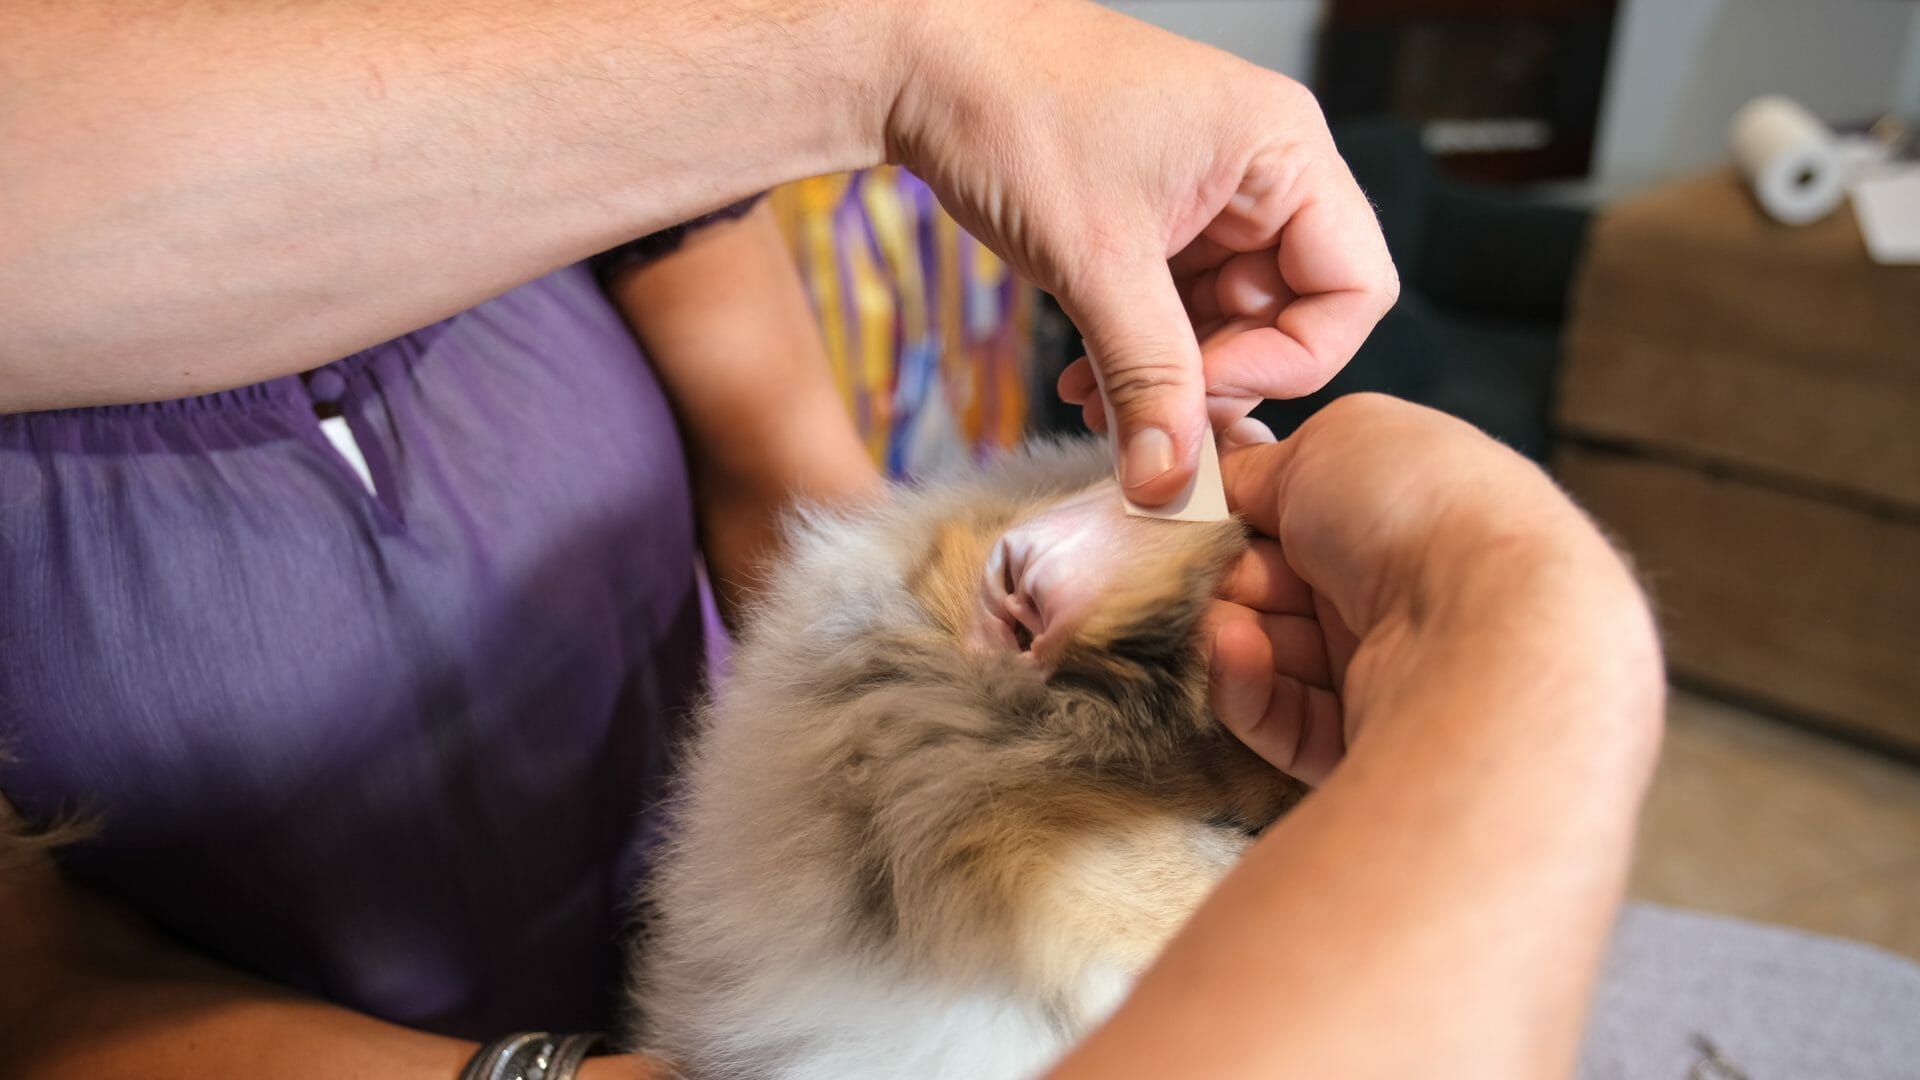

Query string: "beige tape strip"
[[1121, 427, 1229, 522], [1089, 359, 1231, 522]]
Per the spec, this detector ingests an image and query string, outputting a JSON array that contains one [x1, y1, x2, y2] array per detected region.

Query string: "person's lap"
[[0, 265, 703, 1038]]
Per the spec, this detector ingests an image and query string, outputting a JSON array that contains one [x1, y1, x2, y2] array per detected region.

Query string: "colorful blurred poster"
[[769, 168, 1035, 479]]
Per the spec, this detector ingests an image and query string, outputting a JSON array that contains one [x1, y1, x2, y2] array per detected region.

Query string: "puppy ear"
[[976, 486, 1247, 670]]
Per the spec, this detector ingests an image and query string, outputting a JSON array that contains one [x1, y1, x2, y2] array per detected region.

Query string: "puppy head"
[[908, 449, 1247, 727]]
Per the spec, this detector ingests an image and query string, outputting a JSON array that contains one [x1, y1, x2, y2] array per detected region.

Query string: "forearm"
[[606, 203, 880, 619], [1053, 506, 1664, 1078], [18, 960, 473, 1080], [0, 0, 908, 411], [2, 859, 686, 1080], [25, 966, 661, 1080], [0, 820, 467, 1080]]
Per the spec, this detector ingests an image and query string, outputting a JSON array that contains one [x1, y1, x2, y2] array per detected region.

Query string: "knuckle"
[[1315, 391, 1409, 427], [1376, 268, 1404, 314], [1096, 358, 1192, 408]]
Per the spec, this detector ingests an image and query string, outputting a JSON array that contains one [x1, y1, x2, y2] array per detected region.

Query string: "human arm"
[[601, 201, 882, 621], [0, 800, 673, 1079], [1046, 396, 1664, 1079], [0, 0, 904, 412], [1, 0, 1395, 508]]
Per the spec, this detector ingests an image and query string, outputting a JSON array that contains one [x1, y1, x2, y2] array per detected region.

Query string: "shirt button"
[[306, 367, 348, 405]]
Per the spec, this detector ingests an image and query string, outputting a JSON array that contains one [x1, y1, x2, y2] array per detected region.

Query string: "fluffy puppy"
[[631, 440, 1302, 1080]]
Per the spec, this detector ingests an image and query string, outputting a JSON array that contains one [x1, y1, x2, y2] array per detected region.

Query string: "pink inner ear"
[[969, 484, 1138, 666]]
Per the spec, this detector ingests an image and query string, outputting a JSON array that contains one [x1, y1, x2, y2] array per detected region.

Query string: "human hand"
[[1044, 400, 1660, 1080], [1204, 398, 1660, 784], [888, 0, 1397, 506]]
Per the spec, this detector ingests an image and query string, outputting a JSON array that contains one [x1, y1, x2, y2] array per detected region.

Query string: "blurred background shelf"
[[1553, 170, 1920, 754]]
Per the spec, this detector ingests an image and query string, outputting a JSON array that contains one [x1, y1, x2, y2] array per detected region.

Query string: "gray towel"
[[1581, 903, 1920, 1079]]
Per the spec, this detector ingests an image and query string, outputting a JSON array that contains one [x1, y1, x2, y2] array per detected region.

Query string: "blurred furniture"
[[1319, 0, 1617, 183], [1253, 118, 1591, 460], [767, 168, 1035, 478], [1554, 170, 1920, 753]]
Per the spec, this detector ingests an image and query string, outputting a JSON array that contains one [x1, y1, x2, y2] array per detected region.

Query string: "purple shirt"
[[0, 263, 704, 1038]]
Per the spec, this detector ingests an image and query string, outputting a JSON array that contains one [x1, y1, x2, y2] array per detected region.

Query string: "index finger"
[[1201, 154, 1398, 399]]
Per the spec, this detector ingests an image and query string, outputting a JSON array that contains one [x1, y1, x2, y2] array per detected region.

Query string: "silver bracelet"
[[460, 1031, 606, 1080]]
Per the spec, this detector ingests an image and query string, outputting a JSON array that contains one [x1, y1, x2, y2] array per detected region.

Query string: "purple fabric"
[[0, 264, 704, 1038]]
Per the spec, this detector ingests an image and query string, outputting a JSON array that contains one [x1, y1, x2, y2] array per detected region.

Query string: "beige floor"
[[1631, 688, 1920, 960]]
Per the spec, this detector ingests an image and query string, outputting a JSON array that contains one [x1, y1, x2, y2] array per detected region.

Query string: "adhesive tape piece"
[[1088, 357, 1232, 522], [1124, 430, 1230, 522]]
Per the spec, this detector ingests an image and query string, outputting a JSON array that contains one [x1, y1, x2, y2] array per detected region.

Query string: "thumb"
[[1067, 260, 1209, 507]]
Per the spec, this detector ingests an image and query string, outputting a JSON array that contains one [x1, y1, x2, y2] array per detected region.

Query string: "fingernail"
[[1222, 417, 1278, 448], [1123, 428, 1176, 490]]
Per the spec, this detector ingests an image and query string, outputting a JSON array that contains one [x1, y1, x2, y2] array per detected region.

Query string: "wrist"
[[880, 0, 1019, 168], [815, 0, 929, 173], [1358, 516, 1665, 780]]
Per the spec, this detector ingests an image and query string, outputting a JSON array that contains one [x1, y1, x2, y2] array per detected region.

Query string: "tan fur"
[[1070, 520, 1237, 653], [908, 516, 1004, 642]]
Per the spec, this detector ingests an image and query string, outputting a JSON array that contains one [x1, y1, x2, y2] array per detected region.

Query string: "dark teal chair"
[[1251, 118, 1592, 461]]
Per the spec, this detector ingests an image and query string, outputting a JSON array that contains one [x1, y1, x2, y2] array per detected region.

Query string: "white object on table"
[[1851, 166, 1920, 265], [1729, 96, 1848, 226]]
